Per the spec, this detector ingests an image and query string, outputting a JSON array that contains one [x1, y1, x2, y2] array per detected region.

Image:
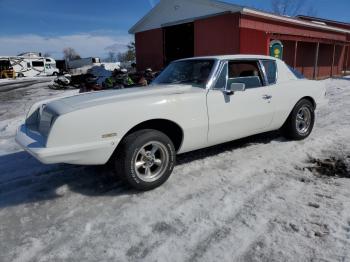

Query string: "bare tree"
[[271, 0, 316, 16], [63, 47, 81, 61], [117, 42, 136, 63], [271, 0, 302, 16], [106, 51, 116, 62], [305, 6, 318, 17]]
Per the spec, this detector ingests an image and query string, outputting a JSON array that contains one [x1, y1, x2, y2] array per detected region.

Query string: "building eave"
[[129, 0, 350, 35], [242, 8, 350, 34]]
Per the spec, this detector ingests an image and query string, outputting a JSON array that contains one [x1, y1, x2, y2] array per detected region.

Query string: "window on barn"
[[227, 61, 264, 89], [262, 60, 277, 85]]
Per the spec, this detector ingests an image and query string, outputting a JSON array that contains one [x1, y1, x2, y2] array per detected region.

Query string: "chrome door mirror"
[[223, 83, 246, 95]]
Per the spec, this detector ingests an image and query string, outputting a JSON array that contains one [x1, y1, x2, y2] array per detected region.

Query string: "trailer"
[[0, 53, 59, 78], [67, 57, 101, 76]]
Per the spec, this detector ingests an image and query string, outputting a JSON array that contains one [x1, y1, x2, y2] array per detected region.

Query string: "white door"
[[207, 60, 275, 146]]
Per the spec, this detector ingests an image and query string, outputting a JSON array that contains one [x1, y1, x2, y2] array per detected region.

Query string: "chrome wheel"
[[296, 106, 312, 135], [134, 141, 169, 183]]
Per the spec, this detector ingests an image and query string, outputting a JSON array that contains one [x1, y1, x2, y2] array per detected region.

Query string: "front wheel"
[[281, 99, 315, 140], [114, 129, 176, 191]]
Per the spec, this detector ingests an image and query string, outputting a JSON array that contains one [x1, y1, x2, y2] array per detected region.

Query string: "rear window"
[[262, 60, 277, 84], [288, 66, 305, 79]]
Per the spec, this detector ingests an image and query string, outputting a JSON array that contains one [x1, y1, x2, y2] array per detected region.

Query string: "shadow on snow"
[[0, 131, 284, 209]]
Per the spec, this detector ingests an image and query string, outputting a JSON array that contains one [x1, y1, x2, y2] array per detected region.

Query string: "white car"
[[16, 55, 327, 190]]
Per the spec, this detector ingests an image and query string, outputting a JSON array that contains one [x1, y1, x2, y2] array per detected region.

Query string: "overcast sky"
[[0, 0, 349, 59]]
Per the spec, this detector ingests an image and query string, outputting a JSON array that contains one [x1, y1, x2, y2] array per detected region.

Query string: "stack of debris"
[[49, 64, 159, 93]]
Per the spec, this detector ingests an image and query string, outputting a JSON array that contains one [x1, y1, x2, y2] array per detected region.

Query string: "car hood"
[[47, 85, 203, 115]]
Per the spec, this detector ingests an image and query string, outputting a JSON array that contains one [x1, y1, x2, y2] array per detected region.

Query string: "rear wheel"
[[281, 99, 315, 140], [114, 129, 176, 191], [17, 73, 24, 78]]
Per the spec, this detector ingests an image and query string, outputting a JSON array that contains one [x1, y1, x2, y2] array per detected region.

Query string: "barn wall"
[[317, 44, 333, 78], [135, 28, 164, 71], [133, 10, 350, 79], [333, 45, 346, 76], [298, 17, 350, 31], [240, 14, 347, 42], [194, 13, 240, 56], [295, 42, 316, 79], [279, 40, 296, 67], [268, 36, 349, 79], [239, 28, 269, 55], [345, 46, 350, 74]]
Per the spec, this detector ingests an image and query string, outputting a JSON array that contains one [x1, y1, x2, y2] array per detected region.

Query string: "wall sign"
[[270, 40, 284, 59]]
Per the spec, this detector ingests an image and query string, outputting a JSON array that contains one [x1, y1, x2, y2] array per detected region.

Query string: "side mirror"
[[223, 83, 246, 95]]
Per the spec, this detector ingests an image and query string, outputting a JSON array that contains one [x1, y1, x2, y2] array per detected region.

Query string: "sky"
[[0, 0, 349, 59]]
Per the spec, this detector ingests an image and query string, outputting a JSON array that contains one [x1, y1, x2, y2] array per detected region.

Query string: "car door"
[[206, 59, 276, 146]]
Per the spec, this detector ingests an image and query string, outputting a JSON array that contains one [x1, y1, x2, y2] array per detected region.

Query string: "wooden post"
[[293, 41, 298, 69], [313, 42, 320, 80], [346, 46, 349, 76], [331, 44, 336, 77]]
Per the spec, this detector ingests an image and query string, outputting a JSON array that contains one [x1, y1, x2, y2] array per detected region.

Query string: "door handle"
[[262, 95, 272, 100]]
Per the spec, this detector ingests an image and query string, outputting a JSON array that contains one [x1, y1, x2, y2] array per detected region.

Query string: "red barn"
[[129, 0, 350, 79]]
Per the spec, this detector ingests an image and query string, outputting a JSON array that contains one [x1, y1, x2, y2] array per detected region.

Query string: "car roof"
[[177, 55, 279, 62]]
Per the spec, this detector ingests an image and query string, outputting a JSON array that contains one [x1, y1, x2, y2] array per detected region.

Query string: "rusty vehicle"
[[0, 58, 15, 79]]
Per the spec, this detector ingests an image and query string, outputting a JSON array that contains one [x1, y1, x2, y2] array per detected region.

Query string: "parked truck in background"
[[67, 57, 101, 76]]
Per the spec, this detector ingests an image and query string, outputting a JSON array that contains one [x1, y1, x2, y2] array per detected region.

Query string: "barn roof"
[[129, 0, 350, 34]]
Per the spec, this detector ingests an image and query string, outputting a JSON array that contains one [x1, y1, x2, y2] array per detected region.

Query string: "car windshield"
[[152, 59, 215, 88]]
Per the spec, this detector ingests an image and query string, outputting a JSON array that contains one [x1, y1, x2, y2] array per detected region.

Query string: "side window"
[[32, 61, 44, 67], [262, 60, 277, 84], [214, 63, 227, 89], [227, 61, 264, 89]]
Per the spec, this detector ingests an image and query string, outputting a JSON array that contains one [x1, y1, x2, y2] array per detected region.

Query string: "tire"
[[53, 72, 58, 76], [281, 99, 315, 140], [17, 73, 24, 78], [114, 129, 176, 191]]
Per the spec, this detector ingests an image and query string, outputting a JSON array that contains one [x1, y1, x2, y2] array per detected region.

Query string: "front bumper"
[[15, 125, 117, 165]]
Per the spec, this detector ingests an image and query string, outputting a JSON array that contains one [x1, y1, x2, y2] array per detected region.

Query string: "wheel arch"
[[281, 96, 316, 128], [118, 119, 184, 153], [301, 96, 316, 110]]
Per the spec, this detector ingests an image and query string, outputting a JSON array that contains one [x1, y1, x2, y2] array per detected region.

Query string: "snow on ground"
[[0, 76, 55, 84], [0, 78, 349, 262]]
